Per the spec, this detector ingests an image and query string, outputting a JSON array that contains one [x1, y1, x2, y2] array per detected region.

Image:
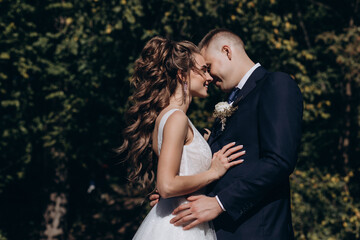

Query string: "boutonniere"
[[213, 102, 238, 131]]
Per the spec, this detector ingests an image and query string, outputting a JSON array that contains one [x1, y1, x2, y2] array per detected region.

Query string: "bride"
[[117, 36, 245, 240]]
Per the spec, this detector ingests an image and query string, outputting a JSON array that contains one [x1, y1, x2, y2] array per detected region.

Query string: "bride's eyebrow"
[[204, 65, 211, 72], [194, 64, 207, 71]]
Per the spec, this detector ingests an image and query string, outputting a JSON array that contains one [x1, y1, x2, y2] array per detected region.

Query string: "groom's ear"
[[222, 45, 232, 61]]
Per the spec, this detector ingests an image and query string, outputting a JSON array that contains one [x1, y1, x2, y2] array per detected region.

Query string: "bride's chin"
[[190, 89, 208, 98], [199, 92, 208, 98]]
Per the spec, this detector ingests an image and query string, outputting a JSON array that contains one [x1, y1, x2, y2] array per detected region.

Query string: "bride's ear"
[[177, 70, 185, 82]]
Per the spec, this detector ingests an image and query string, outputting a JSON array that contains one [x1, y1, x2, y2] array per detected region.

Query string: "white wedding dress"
[[132, 109, 217, 240]]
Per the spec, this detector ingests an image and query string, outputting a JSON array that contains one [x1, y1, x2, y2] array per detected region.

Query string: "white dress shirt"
[[236, 63, 261, 90], [215, 63, 261, 211]]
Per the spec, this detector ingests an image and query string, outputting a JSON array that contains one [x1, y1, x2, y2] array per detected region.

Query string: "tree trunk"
[[41, 157, 68, 240], [43, 192, 67, 240]]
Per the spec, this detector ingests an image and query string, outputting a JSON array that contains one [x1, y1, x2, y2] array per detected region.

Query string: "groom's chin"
[[216, 84, 230, 93], [214, 81, 223, 89], [214, 81, 229, 92]]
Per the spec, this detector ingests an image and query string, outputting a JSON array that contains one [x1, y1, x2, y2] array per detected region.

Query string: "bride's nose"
[[205, 71, 213, 82]]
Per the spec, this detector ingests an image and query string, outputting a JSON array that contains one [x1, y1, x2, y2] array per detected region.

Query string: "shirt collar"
[[236, 63, 261, 89]]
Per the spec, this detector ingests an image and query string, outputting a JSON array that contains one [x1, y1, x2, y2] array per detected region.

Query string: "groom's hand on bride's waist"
[[170, 195, 223, 230], [149, 190, 160, 207]]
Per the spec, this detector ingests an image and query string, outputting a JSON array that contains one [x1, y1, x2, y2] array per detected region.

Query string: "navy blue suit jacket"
[[207, 66, 303, 240]]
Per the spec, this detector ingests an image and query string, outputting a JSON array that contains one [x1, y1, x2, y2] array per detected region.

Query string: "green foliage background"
[[0, 0, 359, 239]]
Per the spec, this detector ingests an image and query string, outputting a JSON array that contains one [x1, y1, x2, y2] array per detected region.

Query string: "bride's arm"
[[156, 111, 244, 199]]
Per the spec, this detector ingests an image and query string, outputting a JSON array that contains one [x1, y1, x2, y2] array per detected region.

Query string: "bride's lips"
[[203, 80, 211, 89]]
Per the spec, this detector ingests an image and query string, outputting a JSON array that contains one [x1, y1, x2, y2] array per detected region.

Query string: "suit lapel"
[[233, 66, 268, 105], [208, 118, 221, 146], [209, 66, 268, 147]]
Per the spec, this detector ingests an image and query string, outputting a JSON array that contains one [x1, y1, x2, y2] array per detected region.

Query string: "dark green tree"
[[0, 0, 359, 239]]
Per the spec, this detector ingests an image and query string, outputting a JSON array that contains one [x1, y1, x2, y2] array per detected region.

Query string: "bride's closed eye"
[[193, 65, 209, 76], [201, 65, 211, 74], [207, 64, 211, 72]]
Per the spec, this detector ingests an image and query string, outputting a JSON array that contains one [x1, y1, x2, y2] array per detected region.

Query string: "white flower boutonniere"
[[213, 102, 238, 131]]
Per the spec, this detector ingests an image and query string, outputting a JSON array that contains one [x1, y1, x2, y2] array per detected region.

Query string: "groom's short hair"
[[198, 28, 245, 50]]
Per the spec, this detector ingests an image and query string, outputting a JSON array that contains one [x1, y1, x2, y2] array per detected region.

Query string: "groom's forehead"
[[200, 47, 207, 55], [201, 50, 220, 65], [200, 47, 213, 61], [194, 53, 206, 66]]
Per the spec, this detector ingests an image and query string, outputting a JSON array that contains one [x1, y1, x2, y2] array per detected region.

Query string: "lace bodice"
[[157, 109, 213, 176]]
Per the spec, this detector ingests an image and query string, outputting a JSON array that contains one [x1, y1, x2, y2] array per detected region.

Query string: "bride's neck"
[[168, 88, 191, 113]]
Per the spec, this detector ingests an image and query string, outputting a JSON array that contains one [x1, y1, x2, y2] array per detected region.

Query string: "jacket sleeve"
[[216, 73, 303, 221]]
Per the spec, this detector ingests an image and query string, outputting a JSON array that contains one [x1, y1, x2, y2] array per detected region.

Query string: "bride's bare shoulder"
[[162, 109, 188, 130], [152, 109, 188, 152]]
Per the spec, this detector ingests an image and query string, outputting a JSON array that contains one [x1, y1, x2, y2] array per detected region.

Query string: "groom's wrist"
[[215, 195, 226, 212]]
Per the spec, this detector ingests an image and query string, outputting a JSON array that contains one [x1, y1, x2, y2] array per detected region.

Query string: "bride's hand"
[[203, 128, 211, 141], [209, 142, 245, 179]]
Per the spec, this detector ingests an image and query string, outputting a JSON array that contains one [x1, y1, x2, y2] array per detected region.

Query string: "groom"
[[152, 29, 303, 239]]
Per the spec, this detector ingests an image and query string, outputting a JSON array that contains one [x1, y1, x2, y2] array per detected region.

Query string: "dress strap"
[[157, 109, 183, 155]]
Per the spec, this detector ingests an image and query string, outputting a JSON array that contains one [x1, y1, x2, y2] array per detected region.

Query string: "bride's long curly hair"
[[117, 36, 200, 190]]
